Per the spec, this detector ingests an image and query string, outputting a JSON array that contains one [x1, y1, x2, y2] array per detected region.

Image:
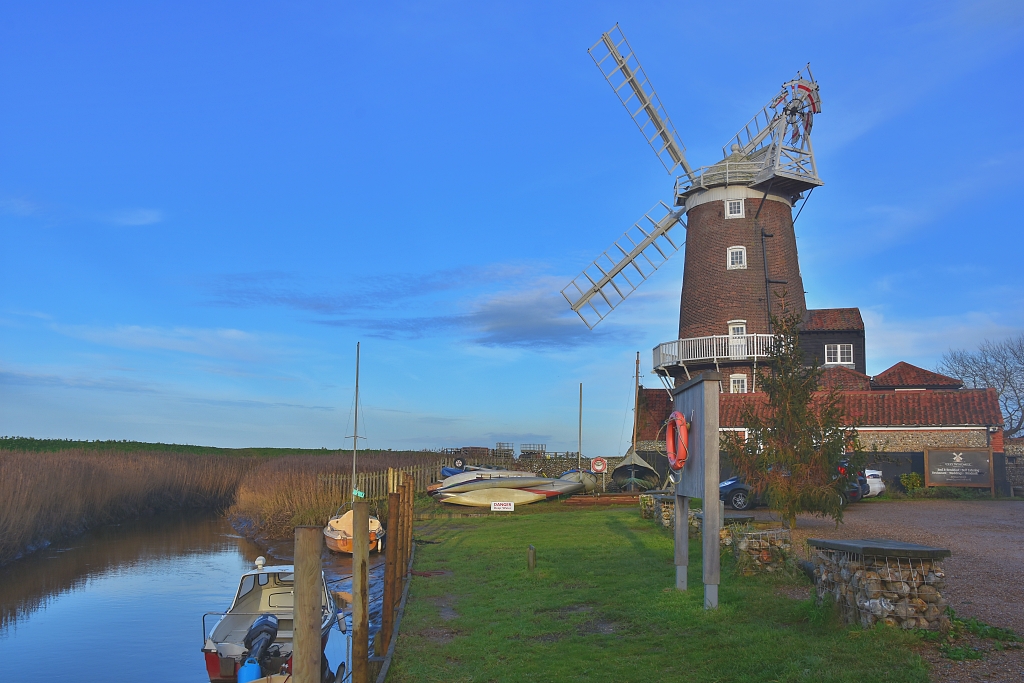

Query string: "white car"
[[864, 469, 886, 497]]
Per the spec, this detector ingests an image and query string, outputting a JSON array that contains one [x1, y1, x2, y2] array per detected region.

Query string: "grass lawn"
[[387, 505, 929, 683]]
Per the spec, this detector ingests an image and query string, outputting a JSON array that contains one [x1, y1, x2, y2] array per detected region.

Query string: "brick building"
[[636, 362, 1011, 494]]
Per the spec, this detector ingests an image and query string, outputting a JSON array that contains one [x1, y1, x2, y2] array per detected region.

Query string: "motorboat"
[[323, 506, 385, 554], [202, 557, 338, 683]]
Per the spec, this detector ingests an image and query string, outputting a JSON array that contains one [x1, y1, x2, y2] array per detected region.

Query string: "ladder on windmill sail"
[[561, 202, 685, 329], [589, 24, 695, 182]]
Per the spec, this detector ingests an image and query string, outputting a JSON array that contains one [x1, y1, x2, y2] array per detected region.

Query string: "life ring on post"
[[666, 411, 689, 471]]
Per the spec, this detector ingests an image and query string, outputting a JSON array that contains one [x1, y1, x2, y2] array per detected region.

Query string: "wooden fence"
[[318, 462, 452, 501]]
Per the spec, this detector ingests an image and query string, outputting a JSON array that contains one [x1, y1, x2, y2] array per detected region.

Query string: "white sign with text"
[[490, 501, 515, 512]]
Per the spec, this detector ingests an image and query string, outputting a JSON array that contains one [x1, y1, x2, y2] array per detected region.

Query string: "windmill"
[[561, 24, 823, 386]]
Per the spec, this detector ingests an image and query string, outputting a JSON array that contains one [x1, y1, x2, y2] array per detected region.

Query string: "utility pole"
[[577, 383, 583, 470], [632, 352, 640, 455]]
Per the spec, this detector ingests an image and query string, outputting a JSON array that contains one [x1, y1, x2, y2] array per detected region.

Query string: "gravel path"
[[753, 500, 1024, 634], [753, 499, 1024, 682]]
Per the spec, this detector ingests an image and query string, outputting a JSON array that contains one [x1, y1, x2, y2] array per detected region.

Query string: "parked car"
[[863, 469, 886, 497], [719, 476, 756, 511], [721, 463, 868, 511]]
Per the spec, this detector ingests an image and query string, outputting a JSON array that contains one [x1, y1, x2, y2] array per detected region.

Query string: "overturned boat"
[[202, 557, 337, 682], [612, 450, 660, 492]]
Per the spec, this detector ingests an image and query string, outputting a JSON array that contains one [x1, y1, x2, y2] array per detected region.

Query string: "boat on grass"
[[437, 487, 547, 507], [202, 557, 337, 683], [612, 450, 660, 492]]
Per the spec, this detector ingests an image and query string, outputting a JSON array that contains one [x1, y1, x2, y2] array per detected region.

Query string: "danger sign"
[[490, 501, 515, 512], [591, 457, 608, 473]]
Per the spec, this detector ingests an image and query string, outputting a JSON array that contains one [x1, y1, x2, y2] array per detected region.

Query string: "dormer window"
[[725, 199, 744, 219], [727, 246, 746, 269], [825, 343, 853, 365]]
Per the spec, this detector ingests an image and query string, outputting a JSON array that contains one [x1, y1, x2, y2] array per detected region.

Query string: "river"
[[0, 513, 386, 682]]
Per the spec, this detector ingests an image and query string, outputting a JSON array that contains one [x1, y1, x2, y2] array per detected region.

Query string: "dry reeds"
[[0, 449, 255, 566], [228, 452, 443, 540]]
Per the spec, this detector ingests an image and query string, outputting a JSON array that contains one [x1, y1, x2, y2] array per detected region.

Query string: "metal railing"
[[653, 333, 774, 370], [674, 161, 763, 196]]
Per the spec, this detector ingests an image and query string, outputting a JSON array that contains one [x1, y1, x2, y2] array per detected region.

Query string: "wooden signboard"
[[672, 372, 721, 609], [924, 448, 994, 495]]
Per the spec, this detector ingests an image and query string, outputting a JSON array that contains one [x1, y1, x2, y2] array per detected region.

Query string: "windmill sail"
[[562, 202, 685, 329], [589, 24, 694, 181]]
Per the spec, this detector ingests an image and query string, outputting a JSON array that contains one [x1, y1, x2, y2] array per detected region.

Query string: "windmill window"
[[825, 344, 853, 365], [727, 246, 746, 269], [730, 374, 748, 394], [725, 199, 744, 219]]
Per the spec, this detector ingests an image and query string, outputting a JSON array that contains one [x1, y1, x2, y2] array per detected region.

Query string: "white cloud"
[[52, 324, 273, 361]]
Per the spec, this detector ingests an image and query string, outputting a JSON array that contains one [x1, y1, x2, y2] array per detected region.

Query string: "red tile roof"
[[872, 362, 963, 389], [820, 366, 872, 391], [803, 308, 864, 331], [720, 388, 1002, 428]]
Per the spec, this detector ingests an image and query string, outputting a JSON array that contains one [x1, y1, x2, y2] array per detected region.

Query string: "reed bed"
[[0, 449, 255, 566], [228, 452, 446, 541]]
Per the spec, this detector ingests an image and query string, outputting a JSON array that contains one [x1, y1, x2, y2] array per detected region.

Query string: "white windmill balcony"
[[653, 333, 775, 373]]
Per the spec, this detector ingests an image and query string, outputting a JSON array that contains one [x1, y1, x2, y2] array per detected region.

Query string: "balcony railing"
[[653, 333, 775, 372]]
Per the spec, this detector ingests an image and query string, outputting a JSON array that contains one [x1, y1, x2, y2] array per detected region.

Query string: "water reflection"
[[0, 514, 386, 683]]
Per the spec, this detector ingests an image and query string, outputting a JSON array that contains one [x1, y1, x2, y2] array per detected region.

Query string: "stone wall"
[[1006, 440, 1024, 487], [858, 428, 989, 453]]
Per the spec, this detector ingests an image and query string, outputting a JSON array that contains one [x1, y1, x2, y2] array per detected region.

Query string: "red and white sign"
[[490, 501, 515, 512], [590, 457, 608, 473]]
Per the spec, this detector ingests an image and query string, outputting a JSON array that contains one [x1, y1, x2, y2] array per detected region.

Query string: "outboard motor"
[[237, 614, 279, 683]]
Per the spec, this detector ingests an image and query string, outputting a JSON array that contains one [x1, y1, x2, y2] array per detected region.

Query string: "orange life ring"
[[666, 411, 689, 471]]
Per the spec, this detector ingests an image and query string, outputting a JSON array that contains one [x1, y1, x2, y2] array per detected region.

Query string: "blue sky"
[[2, 1, 1023, 453]]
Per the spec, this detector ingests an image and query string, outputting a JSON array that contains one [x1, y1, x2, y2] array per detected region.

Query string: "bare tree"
[[938, 335, 1024, 437]]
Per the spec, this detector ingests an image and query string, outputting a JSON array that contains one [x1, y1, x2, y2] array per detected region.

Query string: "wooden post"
[[403, 478, 414, 573], [527, 545, 536, 570], [352, 502, 370, 683], [674, 495, 688, 590], [376, 492, 401, 656], [293, 526, 323, 683], [672, 372, 721, 609]]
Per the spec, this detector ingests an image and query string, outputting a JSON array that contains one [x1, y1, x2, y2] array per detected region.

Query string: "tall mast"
[[351, 341, 360, 505], [632, 352, 640, 455], [577, 382, 583, 470]]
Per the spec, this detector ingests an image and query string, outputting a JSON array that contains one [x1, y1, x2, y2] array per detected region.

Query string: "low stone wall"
[[733, 529, 792, 574], [809, 540, 950, 631], [1005, 440, 1024, 488]]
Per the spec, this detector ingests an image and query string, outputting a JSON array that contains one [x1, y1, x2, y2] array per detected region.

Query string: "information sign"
[[353, 489, 365, 498], [490, 501, 514, 512], [924, 449, 993, 488]]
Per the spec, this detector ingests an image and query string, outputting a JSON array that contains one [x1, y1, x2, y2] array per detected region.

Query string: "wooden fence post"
[[376, 491, 401, 656], [352, 502, 370, 683], [293, 526, 322, 683], [404, 478, 414, 572]]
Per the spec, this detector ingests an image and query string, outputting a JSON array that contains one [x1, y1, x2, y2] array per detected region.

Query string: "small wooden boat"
[[438, 487, 545, 507], [202, 557, 337, 683], [323, 507, 385, 554]]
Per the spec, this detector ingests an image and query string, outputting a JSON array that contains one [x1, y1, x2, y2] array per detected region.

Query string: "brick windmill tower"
[[563, 25, 864, 393]]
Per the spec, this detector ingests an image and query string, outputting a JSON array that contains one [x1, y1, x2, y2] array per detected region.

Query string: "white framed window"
[[728, 320, 747, 337], [727, 246, 746, 270], [825, 343, 854, 365], [730, 374, 748, 394], [725, 199, 744, 219]]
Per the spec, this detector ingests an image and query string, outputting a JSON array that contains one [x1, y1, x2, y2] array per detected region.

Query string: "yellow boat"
[[323, 508, 385, 554], [438, 487, 545, 507]]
